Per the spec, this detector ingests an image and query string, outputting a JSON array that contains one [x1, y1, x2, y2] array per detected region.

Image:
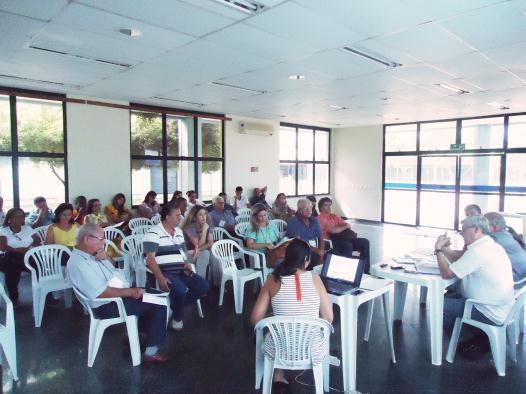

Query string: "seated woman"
[[245, 204, 284, 268], [271, 193, 295, 222], [84, 199, 110, 227], [181, 205, 215, 282], [105, 193, 132, 232], [138, 190, 161, 219], [317, 197, 370, 272], [72, 195, 87, 224], [251, 238, 333, 390], [0, 208, 40, 304], [170, 190, 183, 203], [45, 203, 79, 252]]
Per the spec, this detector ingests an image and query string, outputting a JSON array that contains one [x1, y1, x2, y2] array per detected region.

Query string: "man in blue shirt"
[[286, 199, 325, 267], [209, 196, 236, 234], [26, 196, 54, 228]]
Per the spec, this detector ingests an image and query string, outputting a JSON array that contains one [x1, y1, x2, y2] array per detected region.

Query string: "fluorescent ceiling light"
[[29, 45, 131, 68], [213, 0, 265, 14], [288, 74, 305, 80], [0, 73, 81, 89], [329, 104, 349, 110], [152, 97, 205, 107], [487, 102, 510, 110], [341, 46, 402, 68], [209, 81, 266, 94], [118, 28, 142, 37], [436, 83, 470, 95]]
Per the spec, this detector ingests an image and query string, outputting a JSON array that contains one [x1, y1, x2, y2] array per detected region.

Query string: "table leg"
[[393, 281, 408, 321], [382, 292, 396, 363], [341, 299, 359, 393], [428, 284, 444, 366], [364, 299, 374, 342]]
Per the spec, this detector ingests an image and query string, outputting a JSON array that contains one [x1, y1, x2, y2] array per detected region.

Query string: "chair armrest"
[[324, 239, 333, 249], [463, 298, 507, 319], [242, 248, 262, 269], [225, 233, 243, 248]]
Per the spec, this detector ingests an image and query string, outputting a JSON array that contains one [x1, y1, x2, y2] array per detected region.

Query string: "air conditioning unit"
[[238, 121, 274, 136]]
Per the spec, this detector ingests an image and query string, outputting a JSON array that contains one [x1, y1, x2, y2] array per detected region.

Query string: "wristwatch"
[[434, 248, 443, 255]]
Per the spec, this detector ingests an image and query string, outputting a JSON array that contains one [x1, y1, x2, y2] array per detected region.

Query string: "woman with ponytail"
[[251, 238, 333, 390]]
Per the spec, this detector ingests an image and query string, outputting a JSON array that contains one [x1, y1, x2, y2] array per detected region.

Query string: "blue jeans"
[[443, 293, 495, 341], [161, 271, 209, 322]]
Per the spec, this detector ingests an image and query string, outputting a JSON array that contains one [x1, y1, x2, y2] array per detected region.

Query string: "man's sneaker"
[[171, 320, 183, 331]]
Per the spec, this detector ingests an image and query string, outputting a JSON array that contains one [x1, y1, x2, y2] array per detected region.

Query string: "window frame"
[[382, 111, 526, 230], [129, 104, 225, 205], [0, 86, 68, 209], [279, 122, 331, 197]]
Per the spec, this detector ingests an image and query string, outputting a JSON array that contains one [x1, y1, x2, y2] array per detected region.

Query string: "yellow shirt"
[[51, 224, 79, 248]]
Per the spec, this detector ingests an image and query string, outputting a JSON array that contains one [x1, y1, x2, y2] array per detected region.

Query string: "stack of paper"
[[415, 260, 441, 275]]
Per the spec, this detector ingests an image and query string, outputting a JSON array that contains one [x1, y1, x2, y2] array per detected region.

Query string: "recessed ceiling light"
[[288, 74, 305, 80], [118, 28, 142, 37], [487, 102, 510, 110], [381, 97, 392, 101], [329, 104, 349, 110], [213, 0, 265, 14], [209, 81, 266, 94], [436, 83, 469, 95], [341, 46, 402, 68]]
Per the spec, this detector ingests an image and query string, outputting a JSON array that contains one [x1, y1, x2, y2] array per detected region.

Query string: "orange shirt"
[[317, 212, 346, 239]]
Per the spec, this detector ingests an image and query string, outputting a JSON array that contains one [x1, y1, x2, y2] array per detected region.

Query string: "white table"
[[330, 275, 396, 393], [371, 263, 457, 366]]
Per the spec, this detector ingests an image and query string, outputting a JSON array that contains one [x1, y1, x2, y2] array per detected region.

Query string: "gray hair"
[[297, 199, 310, 210], [484, 212, 506, 231], [213, 196, 224, 204], [76, 223, 101, 244], [461, 215, 490, 235]]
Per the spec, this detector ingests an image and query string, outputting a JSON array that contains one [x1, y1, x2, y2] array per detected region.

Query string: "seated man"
[[208, 196, 235, 234], [230, 186, 249, 213], [26, 196, 55, 228], [143, 203, 209, 331], [67, 223, 169, 363], [435, 215, 514, 353], [485, 212, 526, 286], [206, 192, 236, 216], [286, 199, 324, 267], [317, 197, 370, 272], [186, 190, 204, 211], [249, 186, 270, 209]]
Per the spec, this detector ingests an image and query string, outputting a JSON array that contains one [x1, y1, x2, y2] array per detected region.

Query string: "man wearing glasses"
[[66, 223, 169, 363], [434, 215, 514, 355]]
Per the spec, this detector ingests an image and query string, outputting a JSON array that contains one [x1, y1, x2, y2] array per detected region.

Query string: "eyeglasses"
[[88, 234, 104, 241]]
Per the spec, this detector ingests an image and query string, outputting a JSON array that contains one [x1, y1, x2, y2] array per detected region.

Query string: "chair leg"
[[233, 280, 243, 315], [419, 287, 428, 305], [313, 363, 324, 394], [88, 321, 102, 367], [364, 299, 374, 342], [382, 292, 396, 363], [446, 318, 463, 363], [219, 278, 226, 306], [262, 357, 274, 394], [125, 317, 141, 366], [507, 324, 517, 363], [323, 358, 330, 393], [1, 335, 18, 381], [196, 299, 204, 318], [488, 329, 506, 377], [36, 289, 48, 327]]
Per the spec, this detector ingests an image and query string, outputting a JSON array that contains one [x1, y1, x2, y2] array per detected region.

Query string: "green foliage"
[[130, 112, 162, 168], [201, 122, 221, 174]]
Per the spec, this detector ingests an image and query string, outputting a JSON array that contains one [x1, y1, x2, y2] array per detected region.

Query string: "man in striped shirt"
[[144, 203, 209, 331]]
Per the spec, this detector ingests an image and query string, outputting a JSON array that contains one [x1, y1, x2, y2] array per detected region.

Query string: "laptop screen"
[[325, 254, 360, 283]]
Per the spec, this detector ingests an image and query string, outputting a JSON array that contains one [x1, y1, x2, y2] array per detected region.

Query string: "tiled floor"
[[2, 222, 525, 393]]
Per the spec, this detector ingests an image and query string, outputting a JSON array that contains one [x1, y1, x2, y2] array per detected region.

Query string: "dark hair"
[[235, 186, 243, 192], [465, 204, 481, 215], [219, 192, 227, 198], [508, 226, 526, 250], [170, 191, 182, 202], [112, 193, 126, 212], [318, 197, 332, 211], [86, 199, 101, 215], [73, 195, 87, 208], [143, 190, 157, 204], [272, 239, 310, 280], [172, 197, 187, 210], [160, 202, 181, 221], [53, 203, 75, 224], [186, 190, 196, 197], [3, 207, 25, 227], [34, 196, 46, 205], [306, 195, 316, 203]]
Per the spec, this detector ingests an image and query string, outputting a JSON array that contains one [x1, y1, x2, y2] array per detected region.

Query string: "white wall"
[[67, 102, 131, 205], [224, 115, 280, 202], [332, 124, 383, 221]]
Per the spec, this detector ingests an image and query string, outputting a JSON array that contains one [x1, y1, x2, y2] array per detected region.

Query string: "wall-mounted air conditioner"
[[238, 121, 274, 136]]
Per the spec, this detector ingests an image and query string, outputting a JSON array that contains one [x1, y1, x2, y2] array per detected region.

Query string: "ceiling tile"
[[0, 0, 68, 21], [388, 63, 456, 85], [482, 42, 526, 70], [0, 11, 47, 59], [400, 0, 506, 22], [430, 51, 504, 79], [464, 71, 525, 90]]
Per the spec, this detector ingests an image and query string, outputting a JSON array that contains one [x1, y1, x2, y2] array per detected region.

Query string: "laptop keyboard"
[[323, 279, 356, 295]]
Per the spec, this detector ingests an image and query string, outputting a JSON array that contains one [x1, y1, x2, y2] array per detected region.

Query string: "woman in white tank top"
[[251, 239, 333, 391]]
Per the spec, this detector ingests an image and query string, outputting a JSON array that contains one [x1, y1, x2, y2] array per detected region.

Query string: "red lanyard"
[[294, 273, 302, 301]]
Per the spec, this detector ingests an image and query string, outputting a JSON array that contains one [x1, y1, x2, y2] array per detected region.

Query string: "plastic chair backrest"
[[211, 240, 239, 273], [121, 235, 144, 258], [255, 316, 332, 367], [103, 227, 125, 242], [237, 208, 251, 217], [271, 219, 287, 233], [32, 225, 49, 245], [212, 227, 230, 242], [104, 239, 122, 256], [235, 215, 250, 225], [132, 225, 151, 236], [129, 218, 153, 230], [73, 288, 96, 319], [151, 214, 161, 225], [235, 223, 250, 238], [505, 286, 526, 326], [24, 244, 71, 282], [0, 285, 14, 331]]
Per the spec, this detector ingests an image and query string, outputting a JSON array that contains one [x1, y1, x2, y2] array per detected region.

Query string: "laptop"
[[320, 253, 365, 295]]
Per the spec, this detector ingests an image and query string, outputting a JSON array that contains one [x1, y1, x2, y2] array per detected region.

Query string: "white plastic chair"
[[132, 225, 152, 237], [254, 316, 333, 393], [24, 245, 73, 327], [104, 239, 130, 282], [212, 227, 243, 247], [235, 215, 250, 225], [270, 219, 287, 235], [0, 285, 18, 381], [121, 235, 146, 287], [103, 226, 125, 242], [234, 222, 250, 238], [513, 276, 526, 342], [73, 288, 141, 367], [237, 208, 251, 217], [151, 214, 161, 225], [446, 287, 526, 376], [129, 217, 153, 230], [211, 240, 263, 314], [32, 225, 49, 245]]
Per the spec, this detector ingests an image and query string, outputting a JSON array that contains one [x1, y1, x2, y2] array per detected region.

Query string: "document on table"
[[142, 292, 168, 306], [415, 260, 441, 275]]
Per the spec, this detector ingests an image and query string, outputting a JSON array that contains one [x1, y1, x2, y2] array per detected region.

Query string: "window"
[[278, 123, 330, 196], [130, 107, 224, 204], [0, 93, 67, 212], [383, 112, 526, 230]]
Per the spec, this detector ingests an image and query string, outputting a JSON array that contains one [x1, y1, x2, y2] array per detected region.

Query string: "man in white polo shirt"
[[434, 215, 514, 351]]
